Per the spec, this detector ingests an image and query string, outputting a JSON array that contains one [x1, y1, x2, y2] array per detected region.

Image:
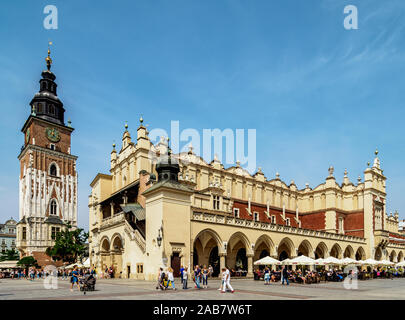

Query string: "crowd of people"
[[156, 264, 235, 293], [255, 265, 405, 284]]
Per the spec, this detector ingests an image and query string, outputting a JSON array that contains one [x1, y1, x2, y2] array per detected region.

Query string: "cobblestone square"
[[1, 278, 405, 300]]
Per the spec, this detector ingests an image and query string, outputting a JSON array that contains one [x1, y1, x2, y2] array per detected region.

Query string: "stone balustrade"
[[192, 211, 367, 244]]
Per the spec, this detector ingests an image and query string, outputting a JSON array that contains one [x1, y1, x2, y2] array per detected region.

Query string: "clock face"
[[26, 128, 30, 143], [45, 127, 61, 142]]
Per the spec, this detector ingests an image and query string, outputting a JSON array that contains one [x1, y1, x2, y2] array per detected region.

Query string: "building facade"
[[0, 218, 17, 254], [88, 119, 405, 280], [16, 48, 78, 266]]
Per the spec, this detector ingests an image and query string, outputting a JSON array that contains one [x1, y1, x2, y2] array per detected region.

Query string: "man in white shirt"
[[221, 268, 234, 293]]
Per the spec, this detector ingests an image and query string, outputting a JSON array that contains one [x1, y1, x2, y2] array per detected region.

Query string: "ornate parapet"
[[192, 211, 366, 244], [100, 212, 125, 230]]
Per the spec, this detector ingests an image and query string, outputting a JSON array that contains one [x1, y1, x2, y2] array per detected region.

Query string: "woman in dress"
[[70, 266, 80, 292]]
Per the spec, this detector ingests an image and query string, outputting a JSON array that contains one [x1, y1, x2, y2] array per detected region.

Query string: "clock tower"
[[16, 47, 78, 266]]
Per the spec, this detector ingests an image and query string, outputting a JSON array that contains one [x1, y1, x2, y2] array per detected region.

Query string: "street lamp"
[[157, 228, 162, 247]]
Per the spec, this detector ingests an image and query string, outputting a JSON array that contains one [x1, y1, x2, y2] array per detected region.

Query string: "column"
[[110, 202, 114, 216], [219, 254, 226, 278], [247, 254, 254, 278]]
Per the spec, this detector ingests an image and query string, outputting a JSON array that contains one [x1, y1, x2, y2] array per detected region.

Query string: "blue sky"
[[0, 0, 405, 229]]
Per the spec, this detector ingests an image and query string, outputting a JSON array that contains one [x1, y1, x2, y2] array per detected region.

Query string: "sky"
[[0, 0, 405, 230]]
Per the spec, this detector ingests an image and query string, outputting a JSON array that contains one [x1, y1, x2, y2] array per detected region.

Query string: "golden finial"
[[140, 115, 144, 124], [45, 41, 53, 71], [375, 148, 379, 156], [125, 121, 128, 130]]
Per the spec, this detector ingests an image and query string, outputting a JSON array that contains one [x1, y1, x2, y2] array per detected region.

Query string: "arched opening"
[[100, 238, 111, 270], [208, 246, 220, 276], [330, 244, 342, 259], [259, 250, 269, 259], [193, 249, 199, 267], [398, 251, 404, 262], [389, 250, 397, 262], [227, 232, 250, 272], [314, 242, 328, 259], [50, 199, 57, 215], [374, 247, 383, 261], [355, 247, 366, 260], [277, 237, 295, 261], [297, 240, 313, 257], [279, 250, 289, 261], [343, 245, 354, 258], [192, 229, 222, 270], [235, 248, 247, 270], [50, 164, 57, 176], [111, 235, 123, 278], [253, 235, 274, 262]]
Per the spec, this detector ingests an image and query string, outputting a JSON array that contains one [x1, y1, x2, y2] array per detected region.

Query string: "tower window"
[[50, 164, 57, 176], [233, 208, 240, 218], [254, 212, 259, 221], [50, 144, 56, 151], [285, 218, 290, 226], [50, 199, 57, 215], [37, 103, 43, 113], [271, 215, 276, 224], [49, 104, 56, 115], [22, 227, 26, 240]]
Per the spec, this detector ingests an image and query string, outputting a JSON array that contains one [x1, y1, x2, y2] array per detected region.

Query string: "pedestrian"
[[194, 265, 201, 289], [202, 265, 209, 288], [208, 265, 213, 277], [180, 265, 184, 284], [166, 267, 176, 290], [281, 266, 289, 285], [218, 268, 225, 291], [264, 267, 270, 285], [70, 266, 80, 292], [221, 267, 234, 293], [182, 267, 188, 289]]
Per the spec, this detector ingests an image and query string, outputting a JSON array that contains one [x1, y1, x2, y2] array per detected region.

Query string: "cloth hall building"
[[88, 121, 405, 280]]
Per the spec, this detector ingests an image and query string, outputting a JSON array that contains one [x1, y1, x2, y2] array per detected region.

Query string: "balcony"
[[100, 212, 125, 230]]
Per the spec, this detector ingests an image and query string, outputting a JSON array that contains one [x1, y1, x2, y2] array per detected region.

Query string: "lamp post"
[[157, 228, 162, 247]]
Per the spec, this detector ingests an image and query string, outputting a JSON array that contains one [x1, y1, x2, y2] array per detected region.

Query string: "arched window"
[[49, 104, 56, 115], [50, 164, 57, 176], [50, 199, 57, 215]]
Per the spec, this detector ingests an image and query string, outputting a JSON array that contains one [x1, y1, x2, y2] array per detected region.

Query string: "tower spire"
[[45, 41, 53, 71]]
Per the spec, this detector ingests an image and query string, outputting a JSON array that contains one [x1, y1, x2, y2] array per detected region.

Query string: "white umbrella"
[[287, 255, 316, 265], [83, 258, 90, 268], [396, 261, 405, 267], [340, 257, 361, 265], [361, 258, 379, 266], [314, 258, 325, 265], [322, 256, 341, 265], [379, 260, 394, 266], [254, 256, 281, 265]]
